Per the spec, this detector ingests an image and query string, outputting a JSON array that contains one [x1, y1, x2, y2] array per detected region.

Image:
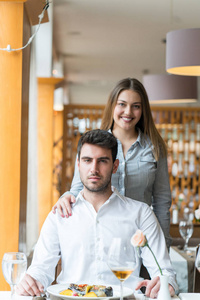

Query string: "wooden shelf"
[[170, 223, 200, 238]]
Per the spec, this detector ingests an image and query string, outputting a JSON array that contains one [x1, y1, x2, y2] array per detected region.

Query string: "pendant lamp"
[[143, 74, 197, 104], [166, 28, 200, 76]]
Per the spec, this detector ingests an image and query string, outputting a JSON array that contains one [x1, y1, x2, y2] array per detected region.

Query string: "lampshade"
[[54, 87, 64, 111], [143, 74, 197, 104], [166, 28, 200, 76]]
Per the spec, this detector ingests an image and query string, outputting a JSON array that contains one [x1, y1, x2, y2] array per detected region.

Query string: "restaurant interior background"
[[1, 0, 200, 291]]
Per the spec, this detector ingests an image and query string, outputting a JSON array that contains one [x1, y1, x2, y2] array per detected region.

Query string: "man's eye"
[[99, 159, 108, 163]]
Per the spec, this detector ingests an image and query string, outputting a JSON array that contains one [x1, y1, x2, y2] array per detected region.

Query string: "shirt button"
[[97, 256, 101, 260], [98, 275, 102, 279], [96, 220, 99, 224], [97, 237, 100, 241]]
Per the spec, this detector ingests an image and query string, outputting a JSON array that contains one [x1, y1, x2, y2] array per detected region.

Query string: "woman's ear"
[[112, 159, 119, 174]]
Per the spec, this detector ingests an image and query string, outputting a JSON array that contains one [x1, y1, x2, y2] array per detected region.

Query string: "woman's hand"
[[52, 194, 76, 218], [135, 276, 175, 299]]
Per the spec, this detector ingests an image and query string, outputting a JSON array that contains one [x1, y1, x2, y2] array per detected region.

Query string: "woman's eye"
[[133, 105, 141, 109], [118, 102, 125, 106]]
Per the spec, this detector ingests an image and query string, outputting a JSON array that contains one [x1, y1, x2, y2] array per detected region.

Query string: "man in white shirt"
[[17, 129, 178, 298]]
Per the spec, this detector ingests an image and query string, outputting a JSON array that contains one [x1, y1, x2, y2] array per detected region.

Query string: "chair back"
[[52, 258, 62, 285], [193, 244, 200, 292]]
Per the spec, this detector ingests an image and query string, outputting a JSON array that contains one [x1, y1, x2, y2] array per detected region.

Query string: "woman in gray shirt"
[[52, 78, 171, 248]]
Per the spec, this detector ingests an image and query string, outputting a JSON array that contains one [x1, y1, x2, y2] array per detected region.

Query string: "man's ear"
[[112, 159, 119, 174]]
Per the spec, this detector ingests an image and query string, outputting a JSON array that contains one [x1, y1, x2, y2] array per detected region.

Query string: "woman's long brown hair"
[[100, 78, 167, 160]]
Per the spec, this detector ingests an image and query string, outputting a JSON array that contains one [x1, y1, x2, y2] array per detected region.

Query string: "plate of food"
[[47, 283, 133, 300]]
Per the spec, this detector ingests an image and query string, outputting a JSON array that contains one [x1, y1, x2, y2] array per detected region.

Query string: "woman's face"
[[113, 89, 142, 132]]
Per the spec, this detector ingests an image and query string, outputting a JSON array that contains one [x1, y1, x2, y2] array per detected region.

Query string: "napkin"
[[133, 295, 179, 300]]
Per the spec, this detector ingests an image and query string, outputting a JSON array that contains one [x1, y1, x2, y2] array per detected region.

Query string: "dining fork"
[[33, 292, 50, 299]]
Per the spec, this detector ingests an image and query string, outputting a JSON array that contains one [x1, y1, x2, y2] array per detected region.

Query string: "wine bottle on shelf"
[[178, 193, 185, 212], [172, 203, 179, 224]]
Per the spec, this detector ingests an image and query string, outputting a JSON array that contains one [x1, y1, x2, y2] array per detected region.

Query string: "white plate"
[[47, 283, 133, 300]]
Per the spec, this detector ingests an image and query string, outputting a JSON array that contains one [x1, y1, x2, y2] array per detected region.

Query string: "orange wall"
[[0, 1, 24, 290]]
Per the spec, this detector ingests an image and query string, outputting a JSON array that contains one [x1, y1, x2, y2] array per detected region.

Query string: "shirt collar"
[[136, 129, 146, 148], [74, 191, 86, 206], [108, 128, 146, 148], [110, 186, 127, 202], [74, 187, 127, 207]]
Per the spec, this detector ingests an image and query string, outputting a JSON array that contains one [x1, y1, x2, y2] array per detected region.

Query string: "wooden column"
[[52, 110, 64, 206], [0, 0, 26, 291], [0, 0, 49, 291], [37, 77, 64, 230]]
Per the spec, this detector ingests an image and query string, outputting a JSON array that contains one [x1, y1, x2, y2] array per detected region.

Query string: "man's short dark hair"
[[77, 129, 118, 162]]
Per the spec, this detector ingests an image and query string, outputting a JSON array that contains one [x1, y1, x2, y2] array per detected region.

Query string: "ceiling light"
[[166, 28, 200, 76], [143, 74, 197, 104], [54, 88, 64, 111]]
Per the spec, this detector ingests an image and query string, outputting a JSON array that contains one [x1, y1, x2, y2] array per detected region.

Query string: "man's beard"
[[83, 179, 111, 193], [80, 172, 112, 194]]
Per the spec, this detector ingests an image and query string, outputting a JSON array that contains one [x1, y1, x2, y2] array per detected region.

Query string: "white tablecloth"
[[169, 246, 196, 293], [0, 292, 31, 299], [0, 292, 180, 300], [179, 293, 200, 300]]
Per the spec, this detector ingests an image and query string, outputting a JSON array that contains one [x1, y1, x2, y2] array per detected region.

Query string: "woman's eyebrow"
[[117, 99, 141, 104], [117, 99, 126, 102]]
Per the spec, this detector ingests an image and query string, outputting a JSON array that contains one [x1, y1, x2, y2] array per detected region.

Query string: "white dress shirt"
[[27, 188, 178, 293]]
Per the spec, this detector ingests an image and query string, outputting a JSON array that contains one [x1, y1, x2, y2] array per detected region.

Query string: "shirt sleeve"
[[26, 212, 61, 289], [152, 155, 172, 249], [138, 204, 178, 294], [61, 155, 83, 198]]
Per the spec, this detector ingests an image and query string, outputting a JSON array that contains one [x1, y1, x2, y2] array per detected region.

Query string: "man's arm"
[[17, 212, 61, 295], [138, 203, 178, 294], [135, 276, 175, 298]]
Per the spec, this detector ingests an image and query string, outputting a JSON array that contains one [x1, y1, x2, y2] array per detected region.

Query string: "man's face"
[[78, 143, 119, 193]]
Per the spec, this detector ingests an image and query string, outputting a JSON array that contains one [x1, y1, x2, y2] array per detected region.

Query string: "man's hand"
[[52, 194, 76, 218], [135, 276, 175, 299], [16, 274, 44, 296]]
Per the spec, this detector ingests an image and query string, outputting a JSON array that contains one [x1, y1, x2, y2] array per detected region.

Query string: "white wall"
[[26, 2, 54, 254]]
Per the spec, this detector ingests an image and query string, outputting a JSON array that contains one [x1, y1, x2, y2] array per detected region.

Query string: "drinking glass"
[[107, 238, 138, 300], [2, 252, 27, 297], [195, 246, 200, 273], [179, 220, 193, 251]]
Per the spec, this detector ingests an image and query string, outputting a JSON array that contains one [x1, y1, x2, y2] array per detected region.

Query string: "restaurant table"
[[0, 292, 180, 300], [179, 293, 200, 300], [169, 246, 196, 293]]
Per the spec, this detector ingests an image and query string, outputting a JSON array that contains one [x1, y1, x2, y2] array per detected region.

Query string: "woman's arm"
[[151, 155, 172, 249], [52, 156, 83, 217]]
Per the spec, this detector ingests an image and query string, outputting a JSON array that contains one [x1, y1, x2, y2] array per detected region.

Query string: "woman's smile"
[[121, 116, 134, 122]]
